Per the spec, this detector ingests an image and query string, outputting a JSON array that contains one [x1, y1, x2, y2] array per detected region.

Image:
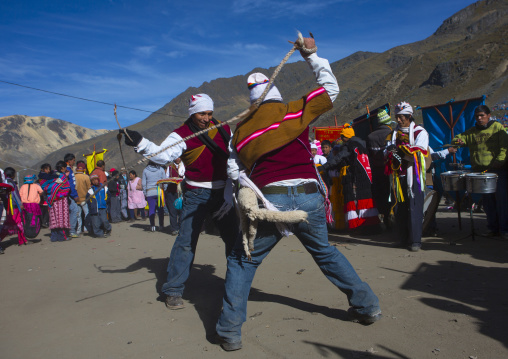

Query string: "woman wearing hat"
[[385, 102, 429, 251]]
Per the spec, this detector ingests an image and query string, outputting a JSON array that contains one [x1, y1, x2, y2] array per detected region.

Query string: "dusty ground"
[[1, 205, 507, 359]]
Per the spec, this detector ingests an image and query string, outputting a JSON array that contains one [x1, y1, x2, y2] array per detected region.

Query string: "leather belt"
[[261, 182, 318, 195]]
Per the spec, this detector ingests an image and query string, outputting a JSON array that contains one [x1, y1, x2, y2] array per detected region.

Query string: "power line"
[[0, 79, 189, 120], [0, 157, 40, 173]]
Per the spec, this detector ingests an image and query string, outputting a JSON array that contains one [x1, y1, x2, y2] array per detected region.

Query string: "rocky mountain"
[[36, 0, 508, 173], [0, 115, 108, 168]]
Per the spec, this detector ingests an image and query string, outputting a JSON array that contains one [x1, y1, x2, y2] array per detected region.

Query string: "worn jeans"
[[77, 202, 89, 233], [216, 188, 380, 344], [161, 187, 239, 297], [68, 198, 79, 235], [482, 169, 508, 234], [90, 208, 112, 237]]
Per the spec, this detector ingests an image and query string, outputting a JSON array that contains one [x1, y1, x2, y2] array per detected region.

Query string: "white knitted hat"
[[247, 73, 283, 104], [394, 101, 413, 115], [188, 94, 214, 117]]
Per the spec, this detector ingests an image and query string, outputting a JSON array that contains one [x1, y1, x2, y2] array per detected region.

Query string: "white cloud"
[[165, 51, 185, 58], [232, 0, 353, 17], [134, 45, 156, 57]]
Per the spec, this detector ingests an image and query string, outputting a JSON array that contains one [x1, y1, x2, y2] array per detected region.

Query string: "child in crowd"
[[19, 174, 43, 239], [87, 174, 112, 238]]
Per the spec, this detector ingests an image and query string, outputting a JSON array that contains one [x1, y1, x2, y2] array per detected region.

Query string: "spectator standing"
[[108, 169, 123, 223], [127, 170, 146, 221], [91, 160, 108, 185], [43, 161, 71, 242], [87, 174, 111, 237], [19, 174, 43, 238], [74, 162, 91, 234], [143, 162, 166, 232], [0, 167, 27, 246], [64, 153, 80, 238]]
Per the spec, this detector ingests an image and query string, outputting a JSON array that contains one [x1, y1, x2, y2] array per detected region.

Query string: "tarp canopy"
[[420, 96, 486, 193]]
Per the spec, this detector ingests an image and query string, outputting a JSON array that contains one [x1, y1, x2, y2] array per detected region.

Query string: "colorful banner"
[[83, 149, 107, 174], [313, 127, 343, 142]]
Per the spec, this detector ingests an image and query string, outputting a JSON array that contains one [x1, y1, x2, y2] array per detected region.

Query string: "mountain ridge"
[[28, 0, 508, 173]]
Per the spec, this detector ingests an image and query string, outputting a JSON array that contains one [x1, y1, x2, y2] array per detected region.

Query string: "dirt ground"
[[1, 204, 507, 359]]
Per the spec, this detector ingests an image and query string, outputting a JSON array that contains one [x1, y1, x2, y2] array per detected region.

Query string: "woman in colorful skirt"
[[0, 167, 27, 247], [41, 161, 71, 242], [19, 174, 44, 239]]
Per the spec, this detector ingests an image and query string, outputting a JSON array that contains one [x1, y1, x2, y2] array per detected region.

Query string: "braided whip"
[[132, 31, 316, 167], [85, 32, 316, 206]]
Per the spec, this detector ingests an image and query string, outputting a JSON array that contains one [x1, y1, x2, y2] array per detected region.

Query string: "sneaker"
[[212, 333, 242, 352], [347, 307, 382, 325], [69, 233, 79, 238], [150, 226, 156, 232], [104, 230, 111, 236], [170, 230, 179, 236], [127, 218, 135, 223], [165, 295, 185, 310], [409, 244, 421, 252], [0, 246, 4, 254]]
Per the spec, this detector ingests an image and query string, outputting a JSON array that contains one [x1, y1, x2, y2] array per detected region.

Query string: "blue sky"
[[0, 0, 478, 130]]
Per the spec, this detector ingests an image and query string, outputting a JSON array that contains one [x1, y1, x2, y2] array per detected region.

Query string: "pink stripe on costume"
[[306, 87, 326, 102], [236, 87, 326, 152]]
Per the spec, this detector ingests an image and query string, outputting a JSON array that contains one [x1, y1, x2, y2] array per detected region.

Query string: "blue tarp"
[[420, 96, 486, 194]]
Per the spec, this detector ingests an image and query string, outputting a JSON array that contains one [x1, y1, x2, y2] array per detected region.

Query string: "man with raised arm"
[[122, 95, 239, 310], [214, 35, 381, 352]]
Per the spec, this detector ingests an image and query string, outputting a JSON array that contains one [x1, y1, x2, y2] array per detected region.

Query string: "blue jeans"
[[90, 208, 112, 236], [78, 203, 89, 232], [482, 169, 508, 234], [69, 198, 79, 235], [216, 188, 380, 344], [161, 187, 239, 297]]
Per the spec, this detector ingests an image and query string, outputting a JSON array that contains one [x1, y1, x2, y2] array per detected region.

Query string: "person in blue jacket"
[[86, 174, 112, 238]]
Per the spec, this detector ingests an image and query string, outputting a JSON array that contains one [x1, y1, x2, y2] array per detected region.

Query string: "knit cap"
[[90, 174, 99, 180], [247, 73, 283, 104], [377, 109, 391, 124], [341, 123, 355, 139], [188, 94, 214, 117]]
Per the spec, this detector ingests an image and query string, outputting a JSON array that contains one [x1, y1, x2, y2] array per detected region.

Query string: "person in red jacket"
[[122, 94, 239, 311]]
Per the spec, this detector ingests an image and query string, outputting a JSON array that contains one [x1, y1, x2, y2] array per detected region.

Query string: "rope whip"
[[84, 31, 315, 206]]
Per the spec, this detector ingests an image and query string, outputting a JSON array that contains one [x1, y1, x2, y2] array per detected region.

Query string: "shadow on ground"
[[399, 260, 508, 349], [95, 257, 349, 338]]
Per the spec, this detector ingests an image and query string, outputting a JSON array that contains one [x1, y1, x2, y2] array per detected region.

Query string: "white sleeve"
[[227, 137, 245, 181], [178, 163, 186, 177], [305, 53, 339, 103], [415, 130, 430, 151], [135, 132, 187, 165], [431, 148, 450, 160]]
